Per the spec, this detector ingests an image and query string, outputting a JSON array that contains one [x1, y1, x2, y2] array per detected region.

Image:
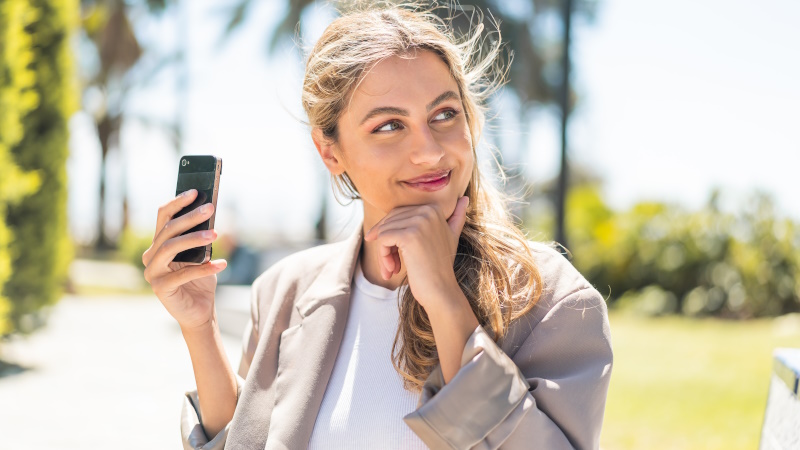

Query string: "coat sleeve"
[[403, 287, 613, 450], [179, 280, 262, 450]]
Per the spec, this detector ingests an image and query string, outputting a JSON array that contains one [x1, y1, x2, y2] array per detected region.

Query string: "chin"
[[428, 191, 463, 218]]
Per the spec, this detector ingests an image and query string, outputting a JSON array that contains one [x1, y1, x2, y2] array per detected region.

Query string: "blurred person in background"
[[215, 204, 261, 285], [142, 3, 612, 449], [214, 233, 260, 285]]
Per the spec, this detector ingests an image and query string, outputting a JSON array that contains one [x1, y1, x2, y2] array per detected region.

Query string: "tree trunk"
[[95, 114, 120, 251]]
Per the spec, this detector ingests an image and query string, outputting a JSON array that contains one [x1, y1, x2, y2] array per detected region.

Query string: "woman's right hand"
[[142, 189, 228, 332]]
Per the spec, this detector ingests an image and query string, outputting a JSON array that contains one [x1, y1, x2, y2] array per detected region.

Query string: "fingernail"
[[181, 189, 195, 197], [200, 203, 212, 214], [202, 230, 213, 238]]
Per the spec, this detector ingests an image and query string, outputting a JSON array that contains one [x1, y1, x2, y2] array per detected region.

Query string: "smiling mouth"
[[402, 170, 451, 192]]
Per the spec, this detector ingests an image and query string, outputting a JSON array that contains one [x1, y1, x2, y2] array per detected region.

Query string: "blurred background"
[[1, 0, 798, 448]]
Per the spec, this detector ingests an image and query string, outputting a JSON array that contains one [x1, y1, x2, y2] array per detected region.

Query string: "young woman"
[[143, 4, 613, 449]]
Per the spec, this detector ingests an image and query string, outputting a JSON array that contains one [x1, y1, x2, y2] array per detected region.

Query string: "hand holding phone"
[[141, 155, 226, 331]]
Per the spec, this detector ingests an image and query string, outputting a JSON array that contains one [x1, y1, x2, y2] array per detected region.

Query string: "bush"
[[0, 0, 46, 335], [529, 184, 800, 318], [118, 228, 154, 270], [1, 0, 78, 335]]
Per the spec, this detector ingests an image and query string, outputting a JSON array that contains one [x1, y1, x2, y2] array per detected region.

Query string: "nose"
[[409, 126, 445, 165]]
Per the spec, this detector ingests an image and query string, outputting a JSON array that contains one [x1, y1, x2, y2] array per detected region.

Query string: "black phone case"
[[173, 155, 221, 264]]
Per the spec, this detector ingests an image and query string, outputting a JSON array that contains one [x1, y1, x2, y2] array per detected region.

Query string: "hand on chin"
[[364, 196, 469, 310]]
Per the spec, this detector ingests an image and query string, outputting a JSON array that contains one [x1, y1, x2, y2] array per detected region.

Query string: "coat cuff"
[[180, 374, 245, 450], [403, 325, 530, 449]]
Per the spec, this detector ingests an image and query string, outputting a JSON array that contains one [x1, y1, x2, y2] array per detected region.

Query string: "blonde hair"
[[302, 2, 543, 391]]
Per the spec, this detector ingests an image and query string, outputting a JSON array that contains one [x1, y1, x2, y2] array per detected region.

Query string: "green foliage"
[[118, 228, 153, 270], [0, 0, 46, 335], [1, 0, 78, 334], [540, 185, 800, 318]]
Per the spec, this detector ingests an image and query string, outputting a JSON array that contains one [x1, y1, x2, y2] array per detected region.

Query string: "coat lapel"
[[260, 225, 363, 449]]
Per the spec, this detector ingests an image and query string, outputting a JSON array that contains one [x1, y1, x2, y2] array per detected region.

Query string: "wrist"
[[422, 277, 468, 314], [424, 287, 479, 331], [423, 285, 480, 385], [180, 313, 218, 339]]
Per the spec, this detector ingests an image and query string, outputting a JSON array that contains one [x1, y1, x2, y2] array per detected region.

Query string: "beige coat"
[[181, 225, 613, 449]]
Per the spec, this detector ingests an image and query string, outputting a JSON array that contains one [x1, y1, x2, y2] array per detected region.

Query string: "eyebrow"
[[359, 90, 461, 126]]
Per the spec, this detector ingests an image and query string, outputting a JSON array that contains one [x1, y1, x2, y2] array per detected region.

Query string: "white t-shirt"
[[307, 259, 427, 449]]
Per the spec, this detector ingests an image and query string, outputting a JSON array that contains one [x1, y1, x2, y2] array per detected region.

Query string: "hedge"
[[1, 0, 77, 335]]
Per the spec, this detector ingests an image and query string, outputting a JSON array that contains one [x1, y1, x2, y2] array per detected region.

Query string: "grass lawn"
[[600, 312, 800, 450]]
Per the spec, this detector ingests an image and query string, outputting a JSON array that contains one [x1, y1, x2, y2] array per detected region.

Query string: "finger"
[[370, 227, 408, 251], [155, 189, 198, 237], [392, 248, 401, 276], [381, 265, 391, 281], [367, 214, 426, 243], [151, 202, 216, 257], [149, 229, 218, 270], [447, 196, 470, 236], [380, 243, 396, 273], [370, 229, 410, 280], [146, 190, 203, 267], [376, 245, 393, 281], [378, 240, 398, 279], [365, 205, 426, 241], [154, 259, 228, 293]]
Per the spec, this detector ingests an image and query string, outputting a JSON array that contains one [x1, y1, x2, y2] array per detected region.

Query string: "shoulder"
[[505, 238, 599, 304], [248, 238, 354, 317], [500, 239, 608, 350], [524, 241, 598, 302]]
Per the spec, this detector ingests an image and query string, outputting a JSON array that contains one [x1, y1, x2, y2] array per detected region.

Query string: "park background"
[[1, 0, 799, 448]]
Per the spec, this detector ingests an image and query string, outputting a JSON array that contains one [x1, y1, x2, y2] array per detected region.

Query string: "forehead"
[[347, 50, 459, 111]]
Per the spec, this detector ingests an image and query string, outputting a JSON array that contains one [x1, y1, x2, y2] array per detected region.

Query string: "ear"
[[312, 128, 346, 176]]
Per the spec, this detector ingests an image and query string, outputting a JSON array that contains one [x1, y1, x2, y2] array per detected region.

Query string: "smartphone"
[[173, 155, 222, 264]]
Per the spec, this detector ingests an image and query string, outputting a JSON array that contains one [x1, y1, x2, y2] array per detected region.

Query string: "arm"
[[426, 292, 480, 384], [181, 312, 238, 439], [180, 281, 261, 449], [404, 287, 613, 450]]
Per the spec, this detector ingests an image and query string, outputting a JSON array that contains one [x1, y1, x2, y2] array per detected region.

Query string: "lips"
[[402, 170, 452, 192], [403, 169, 450, 184]]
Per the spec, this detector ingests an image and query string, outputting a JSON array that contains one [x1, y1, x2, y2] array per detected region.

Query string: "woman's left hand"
[[364, 195, 469, 311]]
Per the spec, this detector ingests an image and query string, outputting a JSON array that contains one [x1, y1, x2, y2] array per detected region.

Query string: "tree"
[[80, 0, 175, 250]]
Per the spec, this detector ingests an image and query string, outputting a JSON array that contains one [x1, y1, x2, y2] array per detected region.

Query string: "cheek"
[[455, 129, 475, 186], [345, 156, 399, 197], [443, 121, 473, 153], [450, 126, 474, 165]]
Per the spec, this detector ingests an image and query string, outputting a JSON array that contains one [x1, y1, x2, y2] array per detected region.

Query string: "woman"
[[143, 4, 613, 449]]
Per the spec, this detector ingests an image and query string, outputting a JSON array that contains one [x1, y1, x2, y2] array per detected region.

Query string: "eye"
[[433, 109, 459, 122], [373, 121, 404, 133]]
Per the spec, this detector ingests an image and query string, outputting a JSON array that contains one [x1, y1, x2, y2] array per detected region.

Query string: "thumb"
[[447, 196, 469, 237]]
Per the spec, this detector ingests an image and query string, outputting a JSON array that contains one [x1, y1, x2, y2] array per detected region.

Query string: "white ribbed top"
[[306, 259, 427, 449]]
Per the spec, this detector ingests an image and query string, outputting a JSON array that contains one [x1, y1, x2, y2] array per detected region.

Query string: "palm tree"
[[80, 0, 177, 250]]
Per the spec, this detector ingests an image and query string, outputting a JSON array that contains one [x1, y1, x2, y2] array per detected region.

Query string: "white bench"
[[760, 348, 800, 449]]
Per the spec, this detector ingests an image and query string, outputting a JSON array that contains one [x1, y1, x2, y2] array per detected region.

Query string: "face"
[[314, 49, 474, 226]]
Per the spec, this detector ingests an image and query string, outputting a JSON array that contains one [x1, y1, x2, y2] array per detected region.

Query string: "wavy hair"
[[301, 1, 543, 391]]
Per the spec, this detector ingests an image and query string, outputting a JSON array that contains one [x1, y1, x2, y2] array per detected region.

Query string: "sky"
[[66, 0, 800, 246]]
